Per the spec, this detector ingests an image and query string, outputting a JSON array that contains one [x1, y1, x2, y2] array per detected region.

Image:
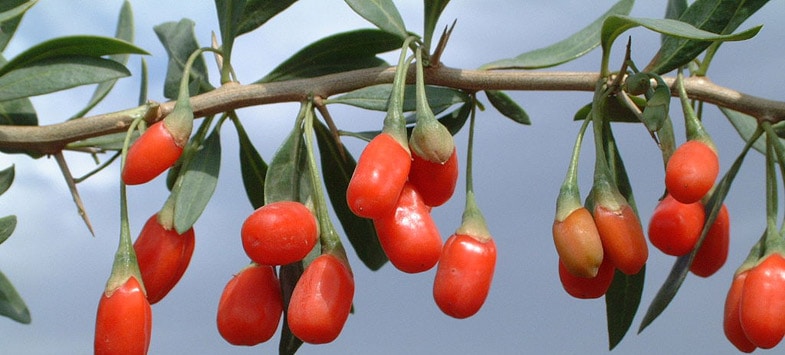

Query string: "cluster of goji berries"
[[552, 115, 649, 300], [724, 253, 785, 352], [217, 200, 356, 345], [648, 139, 729, 278]]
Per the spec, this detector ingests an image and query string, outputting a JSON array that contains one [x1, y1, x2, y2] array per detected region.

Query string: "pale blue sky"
[[0, 1, 783, 354]]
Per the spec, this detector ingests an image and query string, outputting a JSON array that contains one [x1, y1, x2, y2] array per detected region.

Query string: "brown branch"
[[1, 66, 783, 154]]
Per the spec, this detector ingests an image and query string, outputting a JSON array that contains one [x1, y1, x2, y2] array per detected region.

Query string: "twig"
[[1, 67, 784, 155]]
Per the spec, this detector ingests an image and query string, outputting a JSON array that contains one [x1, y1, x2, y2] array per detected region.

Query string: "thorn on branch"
[[54, 152, 95, 236]]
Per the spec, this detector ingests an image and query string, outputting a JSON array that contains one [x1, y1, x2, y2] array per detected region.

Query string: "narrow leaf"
[[664, 0, 688, 21], [0, 165, 13, 195], [601, 15, 761, 57], [646, 0, 770, 74], [314, 120, 387, 270], [607, 268, 645, 350], [214, 0, 247, 61], [0, 35, 146, 77], [0, 0, 37, 52], [423, 0, 450, 51], [70, 1, 136, 119], [0, 56, 131, 102], [0, 270, 29, 324], [154, 19, 213, 99], [326, 84, 468, 112], [0, 215, 16, 245], [573, 96, 645, 123], [235, 0, 298, 36], [344, 0, 407, 39], [479, 0, 633, 70], [0, 83, 39, 157], [484, 90, 530, 125], [638, 126, 759, 333], [722, 107, 770, 154], [264, 122, 310, 205], [174, 128, 222, 234], [278, 262, 305, 354], [233, 118, 268, 209], [258, 29, 402, 83]]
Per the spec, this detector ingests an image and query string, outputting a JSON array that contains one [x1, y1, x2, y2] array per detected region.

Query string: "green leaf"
[[258, 29, 402, 83], [722, 107, 773, 154], [664, 0, 688, 21], [67, 131, 139, 151], [0, 35, 146, 77], [326, 84, 468, 113], [0, 56, 131, 102], [264, 122, 310, 204], [154, 19, 213, 99], [214, 0, 246, 62], [601, 15, 761, 59], [479, 0, 633, 70], [573, 96, 645, 123], [0, 78, 39, 157], [233, 118, 268, 209], [423, 0, 450, 51], [173, 128, 222, 234], [0, 270, 29, 324], [641, 81, 670, 132], [278, 262, 305, 355], [606, 268, 645, 350], [70, 1, 135, 119], [0, 165, 14, 196], [235, 0, 298, 36], [646, 0, 770, 74], [344, 0, 407, 39], [484, 90, 530, 125], [314, 120, 387, 270], [0, 215, 16, 245], [0, 0, 38, 52]]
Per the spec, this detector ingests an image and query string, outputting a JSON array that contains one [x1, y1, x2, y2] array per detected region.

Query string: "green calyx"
[[456, 190, 492, 242], [410, 47, 454, 163], [108, 121, 148, 295], [676, 69, 716, 151], [302, 100, 351, 270], [590, 82, 626, 212], [382, 36, 419, 152], [555, 118, 591, 222]]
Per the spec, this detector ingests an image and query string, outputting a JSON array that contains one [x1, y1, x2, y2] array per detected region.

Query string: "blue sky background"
[[0, 1, 784, 354]]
